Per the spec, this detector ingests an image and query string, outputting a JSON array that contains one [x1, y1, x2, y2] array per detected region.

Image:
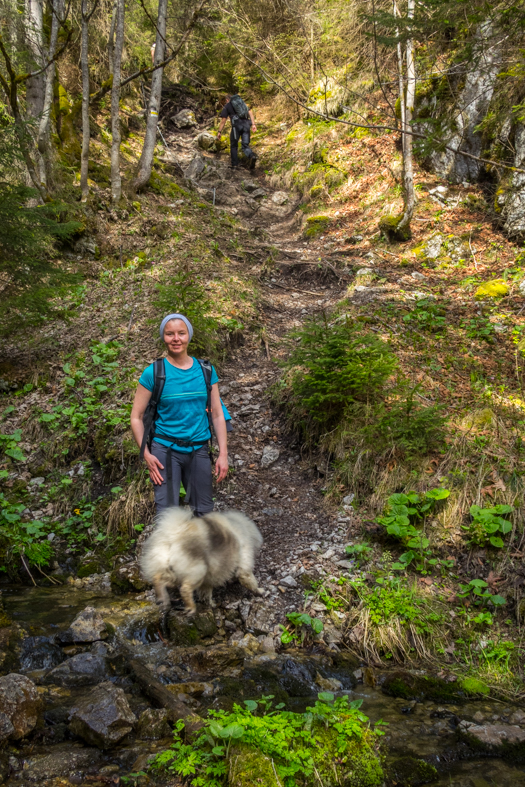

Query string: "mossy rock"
[[167, 610, 217, 647], [149, 171, 184, 198], [228, 743, 280, 786], [314, 727, 384, 786], [77, 561, 103, 579], [310, 184, 324, 199], [461, 677, 490, 696], [474, 279, 509, 300], [379, 213, 411, 242], [387, 756, 438, 786], [382, 671, 461, 702], [304, 214, 332, 238]]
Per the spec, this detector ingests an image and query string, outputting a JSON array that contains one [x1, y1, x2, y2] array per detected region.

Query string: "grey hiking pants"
[[150, 441, 214, 516], [230, 123, 255, 166]]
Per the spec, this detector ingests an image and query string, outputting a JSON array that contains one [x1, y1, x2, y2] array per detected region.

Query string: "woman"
[[130, 313, 228, 516]]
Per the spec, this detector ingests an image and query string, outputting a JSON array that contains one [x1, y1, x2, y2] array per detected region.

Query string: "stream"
[[1, 584, 524, 786]]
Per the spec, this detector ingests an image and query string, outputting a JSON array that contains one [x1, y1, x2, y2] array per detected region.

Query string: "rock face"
[[68, 681, 136, 748], [0, 673, 42, 741], [58, 606, 108, 644], [42, 652, 108, 687], [171, 109, 197, 128], [185, 154, 206, 181], [427, 22, 500, 182]]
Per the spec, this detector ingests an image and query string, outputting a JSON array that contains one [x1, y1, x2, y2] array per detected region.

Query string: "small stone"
[[136, 708, 171, 740], [342, 494, 355, 506], [411, 271, 425, 280], [28, 477, 45, 486], [518, 280, 525, 296], [42, 652, 108, 687], [509, 709, 525, 725], [280, 575, 298, 588], [336, 560, 354, 570], [261, 445, 280, 468], [356, 268, 374, 276], [315, 672, 342, 692], [473, 711, 485, 723]]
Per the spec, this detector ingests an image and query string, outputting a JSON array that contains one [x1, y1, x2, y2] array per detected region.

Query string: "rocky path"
[[161, 126, 357, 640]]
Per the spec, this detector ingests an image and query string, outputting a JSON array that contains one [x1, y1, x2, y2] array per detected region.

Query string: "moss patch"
[[382, 671, 461, 702], [474, 279, 509, 299], [379, 213, 412, 242], [304, 214, 332, 238], [388, 756, 438, 786], [461, 677, 490, 696]]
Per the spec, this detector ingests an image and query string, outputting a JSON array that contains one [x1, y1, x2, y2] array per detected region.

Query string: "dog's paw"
[[255, 587, 264, 596]]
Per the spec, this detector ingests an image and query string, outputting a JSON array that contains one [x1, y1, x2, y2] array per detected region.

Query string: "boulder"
[[0, 673, 42, 741], [197, 131, 217, 151], [58, 606, 108, 644], [135, 708, 171, 740], [20, 636, 65, 672], [68, 681, 137, 748], [42, 652, 108, 687], [503, 124, 525, 240], [171, 109, 197, 128], [167, 609, 217, 647], [459, 719, 525, 758], [261, 445, 280, 468], [184, 155, 206, 181]]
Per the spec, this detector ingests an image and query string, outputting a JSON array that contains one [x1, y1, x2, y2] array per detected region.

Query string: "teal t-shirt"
[[139, 357, 219, 452]]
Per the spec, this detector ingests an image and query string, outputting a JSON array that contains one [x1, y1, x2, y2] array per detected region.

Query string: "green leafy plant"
[[376, 488, 451, 573], [403, 299, 446, 333], [345, 543, 373, 566], [457, 579, 506, 608], [0, 429, 25, 462], [0, 493, 52, 569], [461, 316, 495, 342], [463, 504, 513, 548], [152, 693, 383, 787], [280, 611, 324, 644]]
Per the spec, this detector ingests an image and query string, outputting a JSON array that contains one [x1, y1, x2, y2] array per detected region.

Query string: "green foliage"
[[350, 575, 443, 635], [376, 488, 452, 573], [0, 493, 52, 569], [152, 693, 382, 787], [154, 266, 219, 360], [461, 677, 490, 696], [276, 315, 445, 467], [345, 543, 373, 566], [403, 298, 446, 333], [461, 315, 495, 342], [457, 579, 506, 609], [280, 611, 324, 644], [462, 504, 514, 548], [0, 430, 25, 462]]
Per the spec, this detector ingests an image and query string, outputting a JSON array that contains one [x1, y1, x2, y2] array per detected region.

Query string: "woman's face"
[[163, 319, 189, 354]]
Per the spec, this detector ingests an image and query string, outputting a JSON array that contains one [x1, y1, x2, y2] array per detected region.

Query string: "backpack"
[[139, 358, 214, 459], [230, 94, 249, 120]]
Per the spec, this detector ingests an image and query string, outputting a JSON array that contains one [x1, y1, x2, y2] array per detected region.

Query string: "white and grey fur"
[[140, 507, 263, 615]]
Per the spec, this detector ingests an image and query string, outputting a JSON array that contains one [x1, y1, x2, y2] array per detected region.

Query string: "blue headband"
[[159, 313, 193, 341]]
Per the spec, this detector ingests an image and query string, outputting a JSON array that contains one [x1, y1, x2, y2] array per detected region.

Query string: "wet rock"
[[261, 445, 280, 467], [171, 109, 197, 128], [59, 606, 108, 644], [166, 681, 213, 698], [459, 720, 525, 759], [229, 633, 260, 654], [110, 562, 147, 593], [167, 609, 217, 646], [20, 636, 65, 672], [315, 672, 342, 692], [68, 681, 137, 748], [136, 708, 171, 740], [43, 652, 108, 687], [389, 756, 439, 785], [12, 744, 103, 783], [510, 709, 525, 725], [0, 624, 23, 674], [0, 673, 42, 741], [382, 671, 461, 702], [184, 645, 246, 678]]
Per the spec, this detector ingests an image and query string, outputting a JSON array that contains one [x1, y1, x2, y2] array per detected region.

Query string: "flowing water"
[[2, 585, 525, 786]]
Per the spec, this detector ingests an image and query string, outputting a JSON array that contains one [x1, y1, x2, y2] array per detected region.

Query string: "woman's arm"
[[210, 383, 228, 482], [249, 109, 257, 132], [130, 384, 164, 485]]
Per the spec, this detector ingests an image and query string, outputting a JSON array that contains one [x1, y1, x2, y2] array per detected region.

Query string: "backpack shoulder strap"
[[140, 358, 166, 459], [197, 359, 214, 440]]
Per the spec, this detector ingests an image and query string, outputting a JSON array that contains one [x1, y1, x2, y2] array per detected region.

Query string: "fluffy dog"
[[140, 507, 263, 615]]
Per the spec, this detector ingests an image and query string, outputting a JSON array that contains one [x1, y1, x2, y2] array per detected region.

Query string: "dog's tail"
[[155, 505, 194, 531], [220, 510, 263, 551]]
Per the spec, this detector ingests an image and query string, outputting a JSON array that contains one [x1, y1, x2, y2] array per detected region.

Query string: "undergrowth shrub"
[[152, 693, 384, 787], [274, 314, 446, 489]]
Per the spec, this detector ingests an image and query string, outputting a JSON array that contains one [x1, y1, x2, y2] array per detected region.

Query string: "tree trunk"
[[24, 0, 45, 121], [80, 0, 91, 201], [132, 0, 167, 192], [397, 0, 415, 234], [110, 0, 125, 202], [36, 0, 62, 189], [108, 0, 118, 76]]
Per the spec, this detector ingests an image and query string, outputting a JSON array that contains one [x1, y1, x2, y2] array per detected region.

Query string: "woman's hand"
[[144, 449, 164, 485], [215, 453, 229, 483]]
